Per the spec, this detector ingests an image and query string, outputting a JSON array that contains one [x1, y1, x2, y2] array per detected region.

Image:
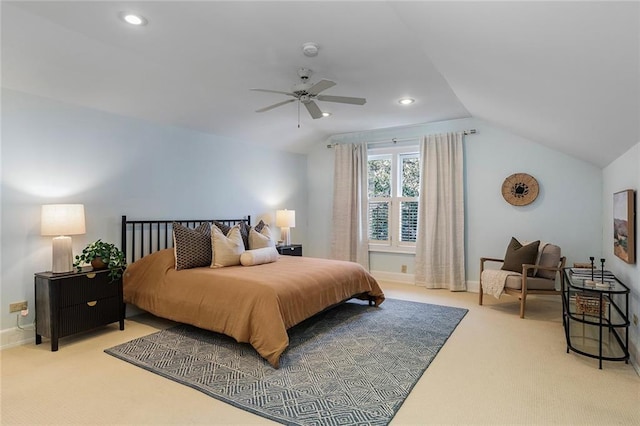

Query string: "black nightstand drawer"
[[59, 296, 121, 336], [58, 272, 119, 307], [277, 245, 302, 256]]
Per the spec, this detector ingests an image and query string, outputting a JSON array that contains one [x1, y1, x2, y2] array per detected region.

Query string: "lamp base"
[[280, 227, 291, 246], [52, 236, 74, 273]]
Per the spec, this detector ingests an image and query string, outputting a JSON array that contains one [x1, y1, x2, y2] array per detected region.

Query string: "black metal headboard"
[[121, 215, 251, 264]]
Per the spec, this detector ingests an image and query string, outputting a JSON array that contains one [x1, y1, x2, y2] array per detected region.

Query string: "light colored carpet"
[[1, 282, 639, 425]]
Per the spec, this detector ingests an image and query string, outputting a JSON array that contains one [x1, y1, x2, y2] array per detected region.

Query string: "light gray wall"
[[306, 117, 603, 286], [602, 142, 639, 369], [1, 89, 308, 332]]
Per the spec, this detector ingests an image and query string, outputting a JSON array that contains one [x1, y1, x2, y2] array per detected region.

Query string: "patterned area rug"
[[105, 298, 467, 425]]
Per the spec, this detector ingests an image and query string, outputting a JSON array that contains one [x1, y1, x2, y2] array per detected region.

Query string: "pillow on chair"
[[501, 237, 540, 275]]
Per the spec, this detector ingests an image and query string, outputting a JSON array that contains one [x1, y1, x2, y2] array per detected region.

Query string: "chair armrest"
[[523, 264, 561, 273], [529, 265, 562, 272], [480, 257, 505, 276], [522, 263, 538, 275], [522, 256, 567, 277]]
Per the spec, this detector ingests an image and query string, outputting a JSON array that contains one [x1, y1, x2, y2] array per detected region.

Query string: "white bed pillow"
[[240, 246, 279, 266], [249, 224, 276, 249], [211, 224, 245, 268]]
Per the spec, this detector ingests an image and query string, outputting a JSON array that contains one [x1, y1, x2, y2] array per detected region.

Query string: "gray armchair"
[[479, 243, 566, 318]]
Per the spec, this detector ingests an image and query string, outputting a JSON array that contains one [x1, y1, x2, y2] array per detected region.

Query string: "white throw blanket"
[[481, 269, 521, 299]]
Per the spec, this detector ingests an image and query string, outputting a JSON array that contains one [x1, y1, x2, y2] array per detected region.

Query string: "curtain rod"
[[327, 129, 476, 148]]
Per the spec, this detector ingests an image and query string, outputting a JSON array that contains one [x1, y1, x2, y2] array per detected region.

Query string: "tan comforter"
[[123, 249, 385, 367]]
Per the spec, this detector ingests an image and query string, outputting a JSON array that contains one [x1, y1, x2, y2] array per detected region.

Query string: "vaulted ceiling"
[[2, 1, 638, 167]]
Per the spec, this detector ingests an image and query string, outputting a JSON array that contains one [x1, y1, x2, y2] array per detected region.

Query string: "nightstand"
[[277, 244, 302, 256], [35, 268, 125, 351]]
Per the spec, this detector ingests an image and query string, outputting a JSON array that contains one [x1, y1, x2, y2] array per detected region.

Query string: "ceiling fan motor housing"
[[293, 83, 314, 96]]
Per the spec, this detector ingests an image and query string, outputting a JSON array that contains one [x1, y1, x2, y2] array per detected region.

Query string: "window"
[[367, 145, 420, 252]]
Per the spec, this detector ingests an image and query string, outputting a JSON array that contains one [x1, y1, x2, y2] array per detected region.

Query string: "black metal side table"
[[561, 268, 630, 369]]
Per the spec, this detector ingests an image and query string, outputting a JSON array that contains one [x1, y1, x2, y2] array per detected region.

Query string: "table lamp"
[[41, 204, 86, 273], [276, 209, 295, 246]]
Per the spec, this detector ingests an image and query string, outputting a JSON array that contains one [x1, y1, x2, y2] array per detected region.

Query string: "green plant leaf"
[[73, 239, 127, 282]]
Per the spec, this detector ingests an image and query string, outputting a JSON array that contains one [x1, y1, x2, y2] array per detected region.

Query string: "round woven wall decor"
[[501, 173, 539, 206]]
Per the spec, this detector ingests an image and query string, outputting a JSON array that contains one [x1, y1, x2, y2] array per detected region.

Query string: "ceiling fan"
[[251, 68, 366, 120]]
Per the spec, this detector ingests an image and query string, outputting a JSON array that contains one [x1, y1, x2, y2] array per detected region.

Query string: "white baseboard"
[[0, 325, 35, 350], [371, 272, 480, 293], [0, 308, 144, 351], [370, 270, 415, 284], [466, 280, 479, 293]]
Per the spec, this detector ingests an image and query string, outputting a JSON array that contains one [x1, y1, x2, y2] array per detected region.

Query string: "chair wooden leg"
[[520, 293, 526, 318], [479, 259, 484, 305]]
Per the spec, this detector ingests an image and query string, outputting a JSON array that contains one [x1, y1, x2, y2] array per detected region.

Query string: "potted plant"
[[74, 239, 126, 281]]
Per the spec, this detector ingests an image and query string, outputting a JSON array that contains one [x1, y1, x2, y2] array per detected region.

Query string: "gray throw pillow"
[[239, 221, 251, 250], [212, 221, 231, 236], [254, 219, 266, 233], [501, 237, 540, 275]]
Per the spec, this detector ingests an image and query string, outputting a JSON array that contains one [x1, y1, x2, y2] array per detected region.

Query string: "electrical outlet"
[[9, 301, 27, 313], [401, 265, 407, 273], [633, 314, 638, 326]]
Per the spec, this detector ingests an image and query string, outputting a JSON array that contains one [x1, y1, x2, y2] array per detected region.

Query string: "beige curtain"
[[415, 132, 465, 290], [330, 143, 369, 269]]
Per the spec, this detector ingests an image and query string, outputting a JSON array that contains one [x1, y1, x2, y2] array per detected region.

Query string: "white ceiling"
[[2, 1, 638, 167]]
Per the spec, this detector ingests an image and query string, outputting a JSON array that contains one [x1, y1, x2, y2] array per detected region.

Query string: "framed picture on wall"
[[613, 189, 635, 264]]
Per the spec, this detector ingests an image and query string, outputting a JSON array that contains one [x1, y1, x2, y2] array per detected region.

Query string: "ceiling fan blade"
[[316, 95, 367, 105], [304, 101, 323, 119], [256, 99, 295, 113], [250, 88, 296, 96], [307, 79, 336, 95]]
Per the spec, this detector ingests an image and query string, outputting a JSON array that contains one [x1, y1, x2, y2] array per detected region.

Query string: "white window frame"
[[367, 144, 420, 254]]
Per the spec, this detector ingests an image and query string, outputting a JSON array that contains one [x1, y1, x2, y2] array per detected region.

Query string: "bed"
[[121, 216, 385, 367]]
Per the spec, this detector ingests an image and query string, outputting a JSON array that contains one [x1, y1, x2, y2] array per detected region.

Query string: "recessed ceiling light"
[[119, 12, 147, 26], [398, 98, 415, 105], [322, 112, 331, 117]]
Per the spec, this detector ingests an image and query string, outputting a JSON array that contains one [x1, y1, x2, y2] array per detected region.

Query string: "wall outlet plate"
[[9, 301, 28, 313]]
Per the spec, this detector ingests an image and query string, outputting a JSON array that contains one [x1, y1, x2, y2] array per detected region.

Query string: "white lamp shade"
[[276, 210, 296, 228], [41, 204, 86, 236]]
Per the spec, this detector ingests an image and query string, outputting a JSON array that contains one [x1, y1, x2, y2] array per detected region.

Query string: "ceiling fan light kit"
[[251, 67, 366, 121]]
